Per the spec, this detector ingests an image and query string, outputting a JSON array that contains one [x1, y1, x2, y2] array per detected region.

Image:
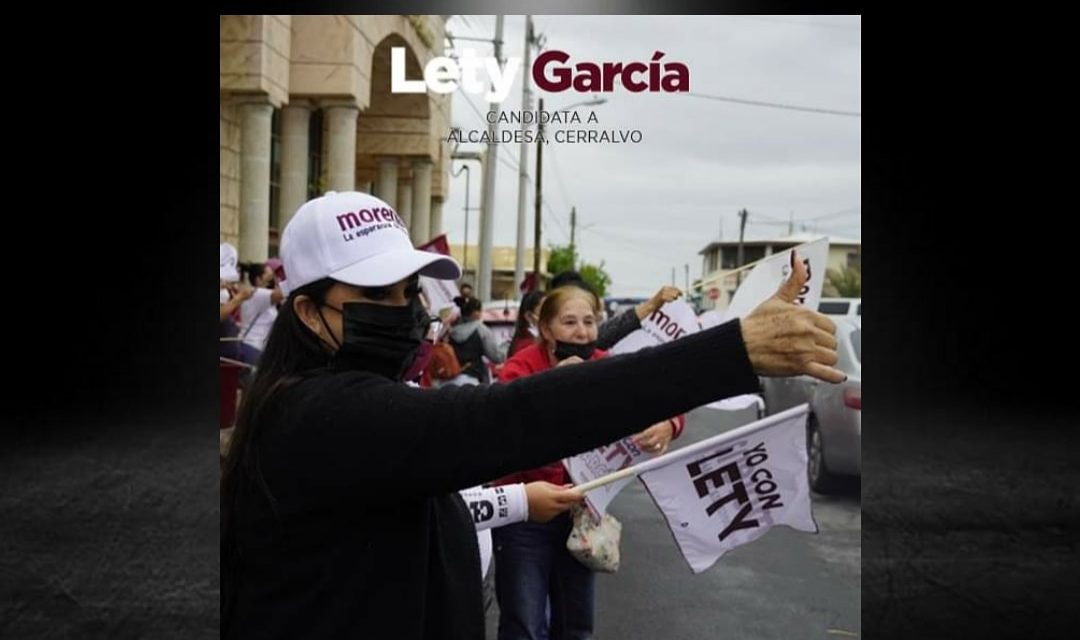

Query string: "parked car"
[[818, 297, 861, 318], [604, 297, 647, 319], [760, 317, 861, 493], [481, 300, 519, 347]]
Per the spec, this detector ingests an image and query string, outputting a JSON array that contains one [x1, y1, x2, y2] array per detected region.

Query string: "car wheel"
[[807, 414, 841, 494]]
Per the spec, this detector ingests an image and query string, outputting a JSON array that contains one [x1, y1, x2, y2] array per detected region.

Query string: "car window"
[[819, 301, 850, 315], [850, 329, 861, 364], [856, 303, 861, 315]]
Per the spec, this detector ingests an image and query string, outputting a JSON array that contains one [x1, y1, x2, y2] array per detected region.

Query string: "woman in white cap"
[[219, 242, 262, 372], [221, 191, 845, 640]]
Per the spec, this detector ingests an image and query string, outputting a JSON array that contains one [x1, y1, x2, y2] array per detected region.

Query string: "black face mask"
[[553, 340, 596, 362], [331, 298, 433, 380]]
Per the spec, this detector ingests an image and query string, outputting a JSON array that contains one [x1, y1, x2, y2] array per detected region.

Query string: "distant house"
[[449, 244, 552, 301], [696, 233, 861, 310]]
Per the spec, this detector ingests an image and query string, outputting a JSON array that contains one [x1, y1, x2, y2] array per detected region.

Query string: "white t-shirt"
[[239, 288, 278, 351]]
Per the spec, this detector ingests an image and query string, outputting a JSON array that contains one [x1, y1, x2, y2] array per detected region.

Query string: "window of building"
[[268, 109, 282, 257], [743, 246, 765, 265], [818, 301, 850, 315], [721, 246, 765, 269], [706, 251, 718, 273], [847, 251, 862, 269], [307, 109, 324, 200]]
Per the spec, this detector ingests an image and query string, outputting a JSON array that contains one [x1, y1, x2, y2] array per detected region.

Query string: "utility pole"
[[477, 15, 504, 301], [671, 266, 676, 286], [684, 263, 689, 292], [451, 151, 482, 284], [533, 97, 544, 282], [455, 165, 471, 281], [513, 15, 534, 300], [569, 206, 577, 255], [788, 211, 794, 236], [736, 208, 748, 286]]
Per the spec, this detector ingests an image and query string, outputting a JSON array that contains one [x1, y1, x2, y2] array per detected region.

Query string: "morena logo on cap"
[[334, 206, 409, 243]]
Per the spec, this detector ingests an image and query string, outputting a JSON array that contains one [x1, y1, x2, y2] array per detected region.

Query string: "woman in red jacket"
[[492, 285, 685, 640]]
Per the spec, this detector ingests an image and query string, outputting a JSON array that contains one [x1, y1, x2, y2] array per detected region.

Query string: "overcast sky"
[[440, 15, 861, 297]]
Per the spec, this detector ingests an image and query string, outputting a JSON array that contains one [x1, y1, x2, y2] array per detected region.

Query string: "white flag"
[[564, 299, 700, 517], [697, 309, 726, 330], [608, 299, 701, 355], [420, 275, 460, 318], [638, 405, 817, 573], [563, 436, 656, 520], [706, 393, 764, 413], [725, 238, 830, 319]]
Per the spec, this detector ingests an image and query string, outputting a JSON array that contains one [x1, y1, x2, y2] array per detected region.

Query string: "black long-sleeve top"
[[596, 306, 643, 350], [225, 319, 759, 640]]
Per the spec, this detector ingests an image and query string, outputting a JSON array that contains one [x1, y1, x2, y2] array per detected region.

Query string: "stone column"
[[430, 197, 445, 238], [376, 156, 399, 208], [324, 101, 359, 192], [279, 99, 311, 230], [410, 159, 433, 245], [238, 98, 273, 262], [397, 176, 413, 229]]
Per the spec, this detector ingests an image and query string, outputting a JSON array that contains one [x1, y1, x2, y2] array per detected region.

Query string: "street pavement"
[[486, 405, 861, 640]]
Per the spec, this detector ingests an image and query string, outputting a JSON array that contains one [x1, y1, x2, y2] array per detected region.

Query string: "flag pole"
[[573, 405, 810, 494]]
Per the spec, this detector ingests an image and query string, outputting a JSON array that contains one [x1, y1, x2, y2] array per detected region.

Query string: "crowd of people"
[[219, 191, 843, 640]]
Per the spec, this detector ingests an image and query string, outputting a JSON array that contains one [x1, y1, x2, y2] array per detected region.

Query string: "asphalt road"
[[486, 405, 861, 640]]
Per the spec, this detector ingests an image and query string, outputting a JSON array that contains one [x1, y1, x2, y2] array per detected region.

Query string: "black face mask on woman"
[[553, 340, 596, 362], [331, 297, 433, 380]]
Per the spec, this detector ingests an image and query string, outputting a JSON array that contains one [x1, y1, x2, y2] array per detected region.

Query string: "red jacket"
[[492, 342, 685, 487], [507, 333, 537, 359]]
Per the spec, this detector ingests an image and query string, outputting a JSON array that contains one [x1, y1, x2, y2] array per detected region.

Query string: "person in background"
[[491, 285, 685, 640], [219, 243, 260, 371], [549, 271, 683, 350], [238, 262, 285, 353], [507, 290, 545, 359], [449, 297, 505, 384]]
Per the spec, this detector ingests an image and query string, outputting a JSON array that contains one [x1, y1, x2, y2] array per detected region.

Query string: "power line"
[[497, 154, 524, 176], [748, 210, 788, 224], [810, 219, 862, 236], [547, 145, 574, 213], [802, 206, 861, 221], [543, 200, 572, 242], [578, 226, 686, 264], [682, 92, 860, 118], [457, 92, 489, 129], [456, 92, 528, 178]]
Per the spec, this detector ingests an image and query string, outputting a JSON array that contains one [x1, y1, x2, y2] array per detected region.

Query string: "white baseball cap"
[[219, 242, 240, 282], [280, 191, 460, 292]]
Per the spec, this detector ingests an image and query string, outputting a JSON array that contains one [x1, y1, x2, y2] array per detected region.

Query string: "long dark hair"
[[239, 262, 268, 287], [511, 290, 544, 345], [220, 277, 335, 631]]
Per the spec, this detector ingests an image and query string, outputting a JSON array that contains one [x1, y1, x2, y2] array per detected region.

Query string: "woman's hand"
[[740, 251, 844, 383], [632, 420, 675, 455], [524, 482, 584, 523], [637, 285, 683, 320]]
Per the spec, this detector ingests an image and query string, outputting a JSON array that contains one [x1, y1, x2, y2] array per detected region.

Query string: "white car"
[[761, 317, 861, 493]]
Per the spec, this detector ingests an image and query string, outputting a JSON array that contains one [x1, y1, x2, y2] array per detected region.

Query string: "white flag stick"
[[219, 357, 255, 370], [574, 405, 809, 494]]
